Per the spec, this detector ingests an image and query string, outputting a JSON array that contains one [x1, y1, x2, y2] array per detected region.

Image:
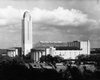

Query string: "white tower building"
[[22, 11, 33, 55], [80, 40, 90, 55]]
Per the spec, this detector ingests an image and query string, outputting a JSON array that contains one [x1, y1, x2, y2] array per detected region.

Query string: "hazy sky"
[[0, 0, 100, 48]]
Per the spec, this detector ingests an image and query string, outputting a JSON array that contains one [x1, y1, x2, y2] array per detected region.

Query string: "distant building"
[[7, 47, 22, 57], [30, 40, 90, 61], [0, 49, 8, 56], [91, 48, 100, 55]]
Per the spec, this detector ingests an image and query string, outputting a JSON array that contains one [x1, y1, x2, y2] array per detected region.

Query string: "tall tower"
[[22, 11, 33, 55]]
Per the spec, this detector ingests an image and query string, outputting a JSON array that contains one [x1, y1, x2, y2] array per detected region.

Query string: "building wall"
[[31, 51, 46, 62], [22, 11, 33, 55], [45, 41, 90, 59], [46, 47, 55, 56], [31, 40, 90, 61], [80, 40, 90, 55], [7, 49, 18, 57], [54, 50, 81, 59], [7, 48, 22, 57]]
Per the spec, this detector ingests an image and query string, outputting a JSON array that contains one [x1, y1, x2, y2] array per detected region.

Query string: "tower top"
[[23, 11, 31, 19]]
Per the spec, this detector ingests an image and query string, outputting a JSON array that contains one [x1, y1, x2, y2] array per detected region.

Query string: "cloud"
[[0, 6, 23, 26], [31, 7, 90, 26], [0, 6, 96, 26]]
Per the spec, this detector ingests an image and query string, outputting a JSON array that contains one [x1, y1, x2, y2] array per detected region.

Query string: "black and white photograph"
[[0, 0, 100, 80]]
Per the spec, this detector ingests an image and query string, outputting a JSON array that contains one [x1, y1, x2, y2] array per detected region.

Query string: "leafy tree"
[[76, 54, 87, 60], [40, 55, 64, 69], [53, 56, 64, 63], [75, 54, 88, 65]]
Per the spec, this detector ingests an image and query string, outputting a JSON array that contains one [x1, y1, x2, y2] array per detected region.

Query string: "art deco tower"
[[22, 11, 33, 55]]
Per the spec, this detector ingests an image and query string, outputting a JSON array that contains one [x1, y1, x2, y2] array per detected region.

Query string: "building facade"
[[7, 47, 22, 57], [31, 40, 90, 61], [22, 11, 33, 55]]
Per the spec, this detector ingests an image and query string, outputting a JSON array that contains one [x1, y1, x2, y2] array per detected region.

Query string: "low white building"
[[31, 40, 90, 61], [46, 40, 90, 59], [7, 47, 22, 57]]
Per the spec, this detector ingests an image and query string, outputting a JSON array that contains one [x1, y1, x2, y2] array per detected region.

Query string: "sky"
[[0, 0, 100, 48]]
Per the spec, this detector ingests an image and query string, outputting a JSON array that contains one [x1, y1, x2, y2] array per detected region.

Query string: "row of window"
[[56, 47, 81, 50]]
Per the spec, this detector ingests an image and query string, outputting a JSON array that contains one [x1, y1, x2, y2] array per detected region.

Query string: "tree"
[[53, 56, 64, 63], [40, 55, 64, 69], [40, 54, 54, 63], [75, 54, 88, 65], [76, 54, 87, 60]]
